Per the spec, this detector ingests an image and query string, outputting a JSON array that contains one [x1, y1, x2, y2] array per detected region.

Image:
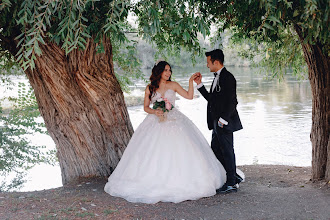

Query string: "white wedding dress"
[[104, 89, 227, 204]]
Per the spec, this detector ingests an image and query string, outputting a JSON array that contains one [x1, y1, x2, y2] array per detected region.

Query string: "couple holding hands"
[[104, 49, 244, 204]]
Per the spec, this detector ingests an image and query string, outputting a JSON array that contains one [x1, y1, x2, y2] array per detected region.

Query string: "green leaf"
[[72, 19, 79, 28], [293, 10, 299, 17], [268, 15, 281, 24], [34, 41, 42, 56], [25, 48, 33, 58], [77, 40, 86, 49], [81, 15, 88, 22], [38, 36, 46, 45], [263, 23, 275, 30], [81, 31, 91, 38], [14, 32, 24, 41]]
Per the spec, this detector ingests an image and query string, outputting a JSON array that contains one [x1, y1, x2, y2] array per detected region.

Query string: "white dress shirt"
[[196, 67, 228, 125]]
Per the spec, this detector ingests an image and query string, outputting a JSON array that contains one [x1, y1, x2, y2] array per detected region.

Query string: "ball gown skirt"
[[104, 90, 227, 204]]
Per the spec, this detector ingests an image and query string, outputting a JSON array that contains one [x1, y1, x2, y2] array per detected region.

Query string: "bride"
[[104, 61, 227, 204]]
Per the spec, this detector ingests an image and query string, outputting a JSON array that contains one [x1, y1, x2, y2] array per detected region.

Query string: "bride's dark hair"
[[148, 61, 172, 100]]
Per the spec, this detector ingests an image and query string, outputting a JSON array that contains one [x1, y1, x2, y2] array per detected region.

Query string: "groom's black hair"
[[205, 49, 224, 64]]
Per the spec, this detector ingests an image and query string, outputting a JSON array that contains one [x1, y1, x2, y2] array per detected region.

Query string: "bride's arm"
[[144, 86, 163, 116], [174, 74, 196, 100]]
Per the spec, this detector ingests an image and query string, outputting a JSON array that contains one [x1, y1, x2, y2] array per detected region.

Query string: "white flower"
[[157, 98, 164, 102]]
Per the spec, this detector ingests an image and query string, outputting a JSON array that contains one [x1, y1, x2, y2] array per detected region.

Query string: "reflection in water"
[[13, 66, 312, 191]]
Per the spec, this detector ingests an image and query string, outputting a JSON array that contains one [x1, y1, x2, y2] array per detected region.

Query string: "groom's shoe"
[[235, 174, 244, 185], [216, 184, 238, 194]]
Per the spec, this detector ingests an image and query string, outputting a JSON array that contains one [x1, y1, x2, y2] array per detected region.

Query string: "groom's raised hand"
[[193, 72, 202, 84]]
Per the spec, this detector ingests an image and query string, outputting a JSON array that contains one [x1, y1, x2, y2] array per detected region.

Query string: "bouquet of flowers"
[[152, 97, 174, 122]]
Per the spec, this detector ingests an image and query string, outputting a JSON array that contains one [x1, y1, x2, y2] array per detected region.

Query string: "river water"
[[2, 66, 313, 191]]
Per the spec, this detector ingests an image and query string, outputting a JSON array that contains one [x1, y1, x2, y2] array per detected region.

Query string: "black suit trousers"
[[211, 120, 236, 185]]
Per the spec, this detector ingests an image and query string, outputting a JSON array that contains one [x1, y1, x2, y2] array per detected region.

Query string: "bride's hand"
[[189, 73, 198, 82], [154, 109, 164, 117]]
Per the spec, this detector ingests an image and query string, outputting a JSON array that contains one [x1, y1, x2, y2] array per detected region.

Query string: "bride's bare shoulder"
[[167, 81, 179, 89]]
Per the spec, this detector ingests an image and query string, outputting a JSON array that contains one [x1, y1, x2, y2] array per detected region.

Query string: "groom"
[[194, 49, 243, 193]]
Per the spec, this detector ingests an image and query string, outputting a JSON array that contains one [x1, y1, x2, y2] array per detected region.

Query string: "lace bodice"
[[151, 89, 176, 107]]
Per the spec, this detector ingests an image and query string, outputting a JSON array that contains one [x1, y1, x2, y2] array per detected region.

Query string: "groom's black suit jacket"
[[198, 67, 243, 132]]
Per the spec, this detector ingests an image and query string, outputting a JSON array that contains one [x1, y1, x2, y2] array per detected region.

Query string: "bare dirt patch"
[[1, 165, 329, 220]]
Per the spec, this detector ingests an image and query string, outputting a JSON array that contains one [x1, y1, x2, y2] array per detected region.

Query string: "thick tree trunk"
[[295, 25, 330, 181], [23, 37, 134, 184]]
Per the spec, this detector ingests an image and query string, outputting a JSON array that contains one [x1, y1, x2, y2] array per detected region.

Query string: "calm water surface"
[[3, 66, 312, 191]]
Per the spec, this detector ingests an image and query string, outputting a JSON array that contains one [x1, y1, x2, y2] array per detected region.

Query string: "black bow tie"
[[214, 72, 218, 77]]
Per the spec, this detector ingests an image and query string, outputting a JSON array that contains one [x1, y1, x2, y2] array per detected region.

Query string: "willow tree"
[[0, 0, 209, 184], [195, 0, 329, 181]]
